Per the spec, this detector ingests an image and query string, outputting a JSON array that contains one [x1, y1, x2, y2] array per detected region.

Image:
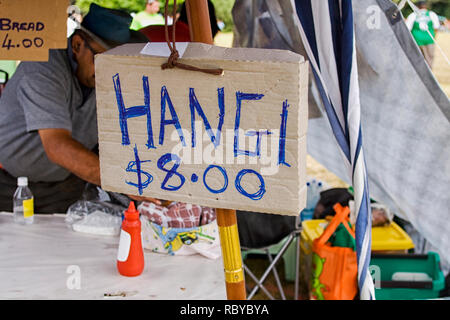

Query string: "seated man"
[[0, 4, 155, 213]]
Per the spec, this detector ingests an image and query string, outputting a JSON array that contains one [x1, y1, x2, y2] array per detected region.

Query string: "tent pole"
[[185, 0, 247, 300], [185, 0, 213, 44]]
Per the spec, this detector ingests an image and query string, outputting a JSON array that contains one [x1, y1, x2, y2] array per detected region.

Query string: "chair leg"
[[294, 233, 300, 300], [247, 233, 295, 299], [266, 249, 286, 300], [243, 264, 275, 300]]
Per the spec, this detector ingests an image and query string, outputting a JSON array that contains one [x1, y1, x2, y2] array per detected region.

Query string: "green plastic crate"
[[370, 252, 445, 300]]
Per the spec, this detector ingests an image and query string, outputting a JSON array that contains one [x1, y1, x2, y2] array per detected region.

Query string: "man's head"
[[146, 0, 160, 14], [71, 30, 106, 88], [71, 3, 147, 88], [417, 1, 427, 9]]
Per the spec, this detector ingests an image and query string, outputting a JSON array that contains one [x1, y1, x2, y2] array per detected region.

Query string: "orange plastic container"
[[117, 202, 145, 277]]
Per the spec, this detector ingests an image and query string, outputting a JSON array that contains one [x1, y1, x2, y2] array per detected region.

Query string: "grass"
[[432, 32, 450, 97], [213, 31, 234, 48]]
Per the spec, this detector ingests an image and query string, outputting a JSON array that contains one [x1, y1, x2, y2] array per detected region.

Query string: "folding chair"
[[237, 210, 302, 300]]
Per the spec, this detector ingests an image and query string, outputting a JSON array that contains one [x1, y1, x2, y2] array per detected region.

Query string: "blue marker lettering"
[[203, 165, 228, 194], [160, 86, 186, 147], [157, 153, 186, 191], [235, 169, 266, 200], [125, 144, 153, 195], [113, 74, 155, 149], [234, 92, 264, 157], [245, 130, 272, 158], [190, 87, 225, 148], [278, 100, 291, 167]]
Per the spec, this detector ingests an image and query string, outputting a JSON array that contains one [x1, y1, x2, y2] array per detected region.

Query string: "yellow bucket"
[[300, 219, 415, 255]]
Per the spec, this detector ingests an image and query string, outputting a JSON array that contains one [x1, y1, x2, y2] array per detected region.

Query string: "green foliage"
[[75, 0, 146, 14], [75, 0, 236, 32], [431, 1, 450, 18], [75, 0, 190, 15]]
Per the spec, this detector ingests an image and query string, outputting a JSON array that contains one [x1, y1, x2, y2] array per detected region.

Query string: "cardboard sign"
[[95, 43, 308, 216], [0, 0, 68, 61]]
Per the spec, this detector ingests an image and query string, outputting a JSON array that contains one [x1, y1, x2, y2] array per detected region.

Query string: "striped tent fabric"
[[294, 0, 375, 300]]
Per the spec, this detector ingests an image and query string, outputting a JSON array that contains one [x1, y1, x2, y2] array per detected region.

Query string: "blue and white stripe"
[[294, 0, 375, 300]]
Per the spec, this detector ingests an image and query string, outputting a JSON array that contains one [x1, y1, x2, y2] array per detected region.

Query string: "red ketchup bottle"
[[117, 201, 144, 277]]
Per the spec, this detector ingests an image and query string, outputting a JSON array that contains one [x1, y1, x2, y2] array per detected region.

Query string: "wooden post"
[[185, 0, 247, 300], [216, 209, 246, 300], [185, 0, 214, 44]]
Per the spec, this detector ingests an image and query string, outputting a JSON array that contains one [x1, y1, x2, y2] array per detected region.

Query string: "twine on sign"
[[160, 0, 223, 76]]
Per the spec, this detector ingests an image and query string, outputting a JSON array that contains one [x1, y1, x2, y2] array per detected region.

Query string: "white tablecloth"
[[0, 212, 226, 300]]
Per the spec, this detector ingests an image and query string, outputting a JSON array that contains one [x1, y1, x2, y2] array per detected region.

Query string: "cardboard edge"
[[102, 181, 304, 216], [101, 42, 305, 64], [298, 62, 309, 213]]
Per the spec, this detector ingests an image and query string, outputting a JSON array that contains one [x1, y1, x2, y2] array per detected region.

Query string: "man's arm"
[[39, 128, 101, 185], [39, 128, 162, 205]]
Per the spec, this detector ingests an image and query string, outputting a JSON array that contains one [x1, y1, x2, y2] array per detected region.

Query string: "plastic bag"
[[65, 184, 130, 236], [311, 204, 358, 300], [65, 199, 126, 236], [370, 202, 394, 226], [349, 200, 393, 227]]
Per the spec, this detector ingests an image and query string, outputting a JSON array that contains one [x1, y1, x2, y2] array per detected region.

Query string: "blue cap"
[[80, 3, 147, 48]]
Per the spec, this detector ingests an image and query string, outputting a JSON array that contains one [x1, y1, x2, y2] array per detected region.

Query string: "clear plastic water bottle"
[[311, 181, 323, 208], [301, 179, 324, 221], [306, 181, 314, 210], [13, 177, 34, 225]]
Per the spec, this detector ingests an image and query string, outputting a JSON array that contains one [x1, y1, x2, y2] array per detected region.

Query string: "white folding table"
[[0, 212, 226, 300]]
